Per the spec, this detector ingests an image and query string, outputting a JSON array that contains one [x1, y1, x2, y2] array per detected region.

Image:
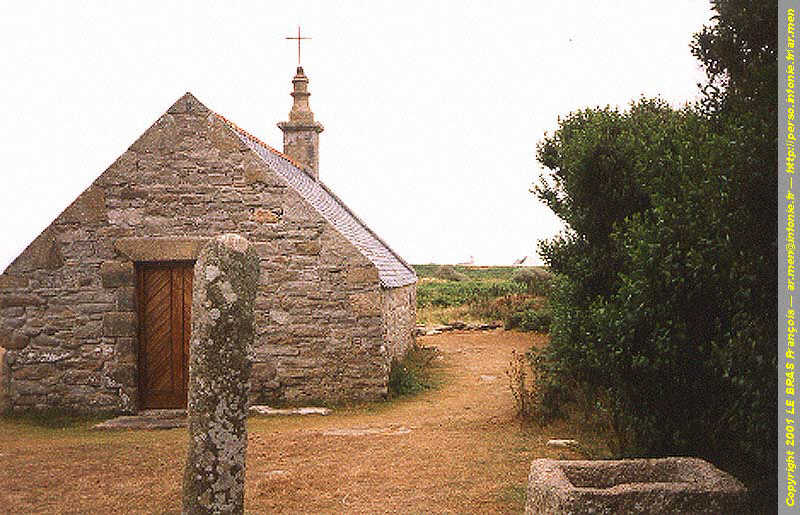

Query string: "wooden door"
[[137, 262, 193, 409]]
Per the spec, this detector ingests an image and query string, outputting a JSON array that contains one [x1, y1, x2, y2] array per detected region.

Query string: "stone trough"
[[525, 458, 748, 514]]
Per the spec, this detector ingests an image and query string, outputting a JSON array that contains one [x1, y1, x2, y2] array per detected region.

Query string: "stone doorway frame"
[[112, 237, 209, 413]]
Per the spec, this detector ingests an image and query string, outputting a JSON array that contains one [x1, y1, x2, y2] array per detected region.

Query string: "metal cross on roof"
[[285, 26, 311, 66]]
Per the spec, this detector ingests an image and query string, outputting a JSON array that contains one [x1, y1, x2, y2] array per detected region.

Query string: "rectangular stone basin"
[[525, 457, 748, 514]]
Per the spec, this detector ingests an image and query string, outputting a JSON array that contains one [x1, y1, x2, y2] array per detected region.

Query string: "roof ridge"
[[213, 111, 309, 174], [316, 181, 417, 278]]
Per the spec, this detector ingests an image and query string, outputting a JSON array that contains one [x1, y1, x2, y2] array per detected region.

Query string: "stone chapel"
[[0, 66, 417, 413]]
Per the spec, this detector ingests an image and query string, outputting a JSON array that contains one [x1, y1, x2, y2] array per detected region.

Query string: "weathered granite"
[[0, 91, 416, 413], [183, 235, 257, 515], [525, 458, 748, 514], [249, 405, 331, 416], [0, 346, 8, 413], [114, 237, 209, 262], [382, 284, 416, 362], [8, 227, 64, 272]]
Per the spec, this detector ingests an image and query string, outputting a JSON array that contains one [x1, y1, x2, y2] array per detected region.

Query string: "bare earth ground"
[[0, 330, 608, 514]]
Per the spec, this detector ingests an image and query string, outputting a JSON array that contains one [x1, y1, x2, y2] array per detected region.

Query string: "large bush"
[[532, 0, 776, 503]]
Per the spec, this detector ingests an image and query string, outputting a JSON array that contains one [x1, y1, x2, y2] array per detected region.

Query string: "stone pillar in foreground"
[[183, 234, 259, 515]]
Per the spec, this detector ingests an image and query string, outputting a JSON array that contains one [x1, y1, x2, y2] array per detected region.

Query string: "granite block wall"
[[382, 284, 416, 362]]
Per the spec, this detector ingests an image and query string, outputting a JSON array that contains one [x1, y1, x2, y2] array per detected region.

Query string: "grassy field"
[[413, 264, 526, 282], [412, 264, 552, 330]]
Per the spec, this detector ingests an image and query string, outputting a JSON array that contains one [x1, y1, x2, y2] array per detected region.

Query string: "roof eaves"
[[316, 180, 417, 282]]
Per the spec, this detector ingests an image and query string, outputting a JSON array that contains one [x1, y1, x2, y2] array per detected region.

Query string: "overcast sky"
[[0, 1, 713, 269]]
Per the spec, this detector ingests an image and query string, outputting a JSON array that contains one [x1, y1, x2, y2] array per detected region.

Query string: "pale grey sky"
[[0, 1, 713, 269]]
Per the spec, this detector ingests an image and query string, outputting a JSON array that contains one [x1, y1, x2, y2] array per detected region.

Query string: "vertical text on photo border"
[[781, 2, 799, 513]]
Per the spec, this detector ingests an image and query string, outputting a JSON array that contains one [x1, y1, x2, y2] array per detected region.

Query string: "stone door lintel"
[[114, 237, 210, 263]]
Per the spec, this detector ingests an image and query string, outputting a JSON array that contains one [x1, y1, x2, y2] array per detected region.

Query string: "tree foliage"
[[533, 0, 776, 503]]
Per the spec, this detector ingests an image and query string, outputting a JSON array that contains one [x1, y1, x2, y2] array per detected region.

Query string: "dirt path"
[[0, 330, 594, 514]]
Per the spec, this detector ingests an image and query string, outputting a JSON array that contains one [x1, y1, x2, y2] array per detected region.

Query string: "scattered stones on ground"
[[249, 405, 332, 416], [321, 426, 413, 436], [415, 321, 503, 337]]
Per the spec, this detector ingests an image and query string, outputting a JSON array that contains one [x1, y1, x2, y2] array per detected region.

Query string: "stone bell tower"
[[277, 66, 324, 179]]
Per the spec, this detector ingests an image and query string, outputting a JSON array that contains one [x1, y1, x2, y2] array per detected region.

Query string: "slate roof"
[[216, 114, 417, 288]]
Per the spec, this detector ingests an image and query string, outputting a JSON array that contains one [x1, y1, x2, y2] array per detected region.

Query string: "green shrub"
[[413, 265, 551, 329], [505, 307, 552, 332], [511, 268, 552, 296], [469, 294, 539, 322], [506, 349, 550, 425], [388, 344, 439, 397]]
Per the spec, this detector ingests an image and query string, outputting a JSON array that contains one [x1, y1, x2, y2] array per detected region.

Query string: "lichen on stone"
[[182, 234, 258, 515]]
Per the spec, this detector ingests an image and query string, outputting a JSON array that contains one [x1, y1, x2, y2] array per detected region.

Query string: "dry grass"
[[0, 331, 611, 514]]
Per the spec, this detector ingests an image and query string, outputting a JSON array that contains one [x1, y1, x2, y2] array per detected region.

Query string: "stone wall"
[[0, 93, 406, 413], [0, 347, 8, 413], [282, 129, 321, 180], [382, 284, 416, 362]]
